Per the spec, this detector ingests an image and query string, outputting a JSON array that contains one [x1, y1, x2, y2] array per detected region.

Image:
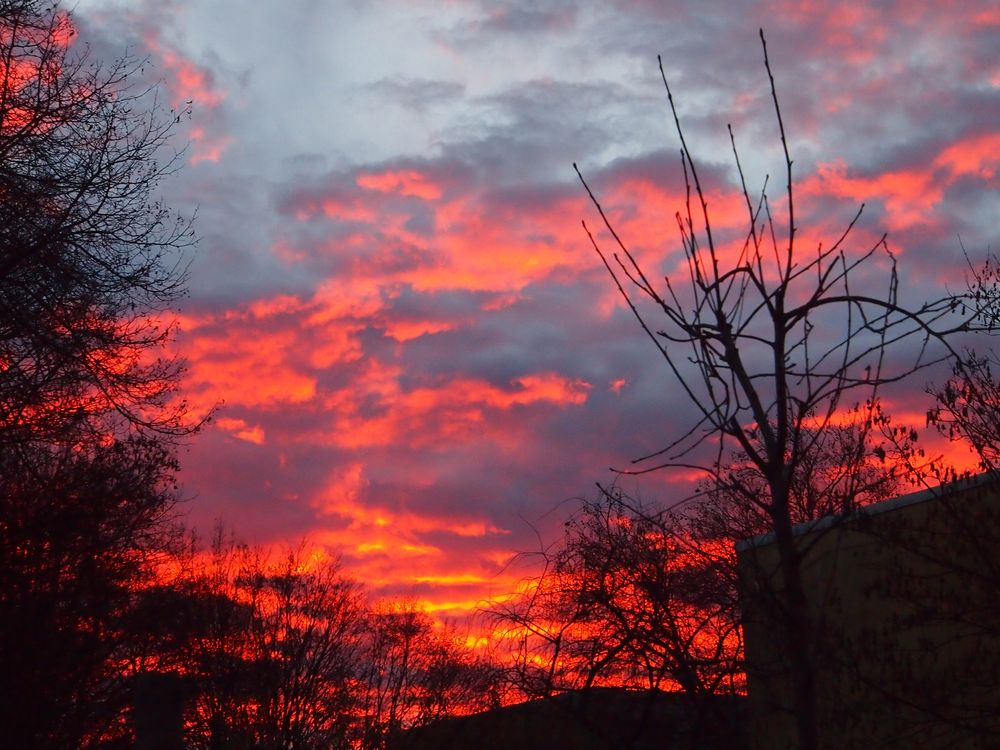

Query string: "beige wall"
[[737, 479, 1000, 750]]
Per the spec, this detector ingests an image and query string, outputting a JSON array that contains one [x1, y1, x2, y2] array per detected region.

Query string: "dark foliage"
[[0, 437, 180, 748], [0, 2, 194, 746], [0, 0, 194, 447]]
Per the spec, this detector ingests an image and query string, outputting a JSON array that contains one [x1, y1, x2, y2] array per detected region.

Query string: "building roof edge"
[[734, 470, 1000, 553]]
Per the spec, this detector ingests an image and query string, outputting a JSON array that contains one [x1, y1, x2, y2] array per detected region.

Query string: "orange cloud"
[[215, 416, 266, 444], [173, 279, 400, 414], [305, 481, 522, 612], [145, 35, 225, 109], [313, 466, 511, 547], [804, 160, 939, 232], [380, 317, 456, 342], [285, 174, 593, 296], [319, 362, 591, 449], [181, 324, 318, 411], [801, 133, 999, 232], [321, 196, 377, 223], [357, 168, 444, 200], [141, 32, 231, 163], [934, 133, 1000, 181], [189, 127, 233, 165]]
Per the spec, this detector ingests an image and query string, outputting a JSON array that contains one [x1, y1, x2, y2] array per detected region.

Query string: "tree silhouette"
[[0, 436, 181, 748], [0, 2, 196, 746], [0, 0, 194, 447], [574, 31, 986, 750], [357, 600, 496, 750], [172, 540, 365, 750], [488, 489, 741, 701]]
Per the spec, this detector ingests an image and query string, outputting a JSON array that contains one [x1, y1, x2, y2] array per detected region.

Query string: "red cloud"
[[283, 165, 592, 296], [381, 318, 457, 342], [317, 360, 591, 450], [180, 321, 320, 412], [802, 131, 999, 232], [934, 133, 1000, 181], [141, 31, 230, 165], [304, 465, 520, 612], [215, 416, 266, 444], [357, 168, 444, 200], [145, 34, 225, 109], [189, 126, 233, 165]]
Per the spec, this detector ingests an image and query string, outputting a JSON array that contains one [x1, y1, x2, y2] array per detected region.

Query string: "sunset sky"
[[71, 0, 999, 616]]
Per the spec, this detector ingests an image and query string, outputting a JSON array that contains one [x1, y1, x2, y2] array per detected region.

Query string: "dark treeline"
[[133, 532, 500, 750], [0, 0, 194, 745]]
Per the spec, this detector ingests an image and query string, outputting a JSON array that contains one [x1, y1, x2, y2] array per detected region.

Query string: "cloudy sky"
[[72, 0, 998, 614]]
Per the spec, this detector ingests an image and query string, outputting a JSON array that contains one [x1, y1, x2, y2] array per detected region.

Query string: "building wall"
[[392, 688, 748, 750], [737, 478, 1000, 750]]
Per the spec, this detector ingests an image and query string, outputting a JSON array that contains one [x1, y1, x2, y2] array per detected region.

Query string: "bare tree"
[[686, 412, 904, 545], [574, 31, 981, 750], [487, 546, 613, 700], [0, 3, 198, 745], [357, 601, 495, 750], [488, 489, 741, 704], [172, 539, 366, 750], [928, 356, 1000, 474], [0, 0, 196, 446]]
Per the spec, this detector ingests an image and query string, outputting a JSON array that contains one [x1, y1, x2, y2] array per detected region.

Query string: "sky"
[[70, 0, 999, 616]]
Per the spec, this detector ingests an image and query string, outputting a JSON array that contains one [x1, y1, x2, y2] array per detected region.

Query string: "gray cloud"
[[72, 0, 1000, 603]]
